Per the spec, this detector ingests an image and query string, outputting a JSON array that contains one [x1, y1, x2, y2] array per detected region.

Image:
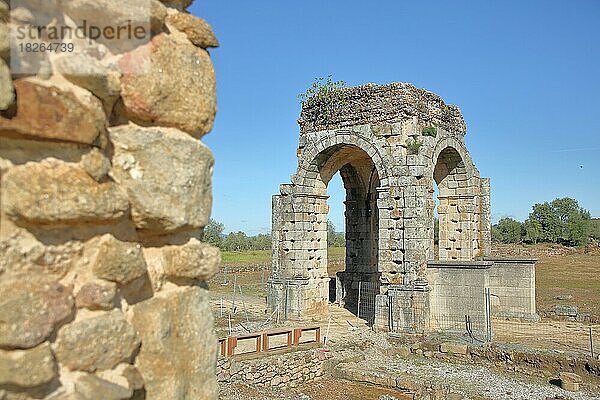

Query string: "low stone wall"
[[216, 348, 328, 389], [486, 258, 537, 319], [427, 261, 491, 335]]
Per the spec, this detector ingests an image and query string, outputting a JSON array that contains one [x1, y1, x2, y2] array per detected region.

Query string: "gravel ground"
[[356, 344, 600, 400]]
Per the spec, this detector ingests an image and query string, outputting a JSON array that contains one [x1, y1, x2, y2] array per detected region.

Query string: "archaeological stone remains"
[[268, 83, 537, 332], [1, 1, 221, 399]]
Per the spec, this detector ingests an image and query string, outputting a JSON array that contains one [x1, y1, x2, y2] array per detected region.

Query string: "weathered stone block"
[[1, 161, 129, 226], [91, 235, 147, 285], [55, 311, 140, 372], [162, 238, 220, 281], [54, 54, 121, 114], [73, 373, 132, 400], [0, 59, 14, 110], [439, 342, 468, 355], [119, 33, 216, 138], [0, 342, 57, 388], [109, 124, 214, 233], [159, 0, 192, 10], [75, 280, 117, 310], [0, 278, 74, 349], [166, 12, 219, 48], [0, 78, 106, 144], [130, 286, 217, 400]]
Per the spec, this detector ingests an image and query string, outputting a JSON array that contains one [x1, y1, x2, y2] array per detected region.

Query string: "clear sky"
[[190, 0, 600, 234]]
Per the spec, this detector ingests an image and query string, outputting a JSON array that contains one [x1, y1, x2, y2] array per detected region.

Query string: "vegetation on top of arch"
[[298, 76, 348, 115]]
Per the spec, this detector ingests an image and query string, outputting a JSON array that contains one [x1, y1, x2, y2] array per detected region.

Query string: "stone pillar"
[[268, 190, 330, 317], [480, 178, 492, 257]]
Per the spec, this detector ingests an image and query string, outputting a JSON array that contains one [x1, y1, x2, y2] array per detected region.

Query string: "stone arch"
[[427, 138, 482, 260], [274, 131, 391, 318], [296, 130, 393, 190]]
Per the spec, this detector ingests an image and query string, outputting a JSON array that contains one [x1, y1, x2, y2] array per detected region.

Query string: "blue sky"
[[191, 0, 600, 234]]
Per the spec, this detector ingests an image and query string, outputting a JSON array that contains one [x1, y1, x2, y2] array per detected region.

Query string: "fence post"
[[357, 281, 362, 320], [284, 281, 289, 321], [590, 327, 595, 359], [485, 287, 492, 341], [231, 274, 237, 314]]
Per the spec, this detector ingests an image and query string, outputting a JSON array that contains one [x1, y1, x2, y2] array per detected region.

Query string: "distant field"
[[219, 244, 600, 319], [221, 247, 346, 264], [221, 249, 271, 264]]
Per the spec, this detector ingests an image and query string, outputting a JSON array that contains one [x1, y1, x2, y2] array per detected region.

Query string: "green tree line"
[[492, 197, 597, 246], [204, 219, 346, 251]]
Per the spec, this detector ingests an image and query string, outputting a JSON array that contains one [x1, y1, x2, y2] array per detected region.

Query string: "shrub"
[[422, 126, 437, 137], [406, 138, 423, 155]]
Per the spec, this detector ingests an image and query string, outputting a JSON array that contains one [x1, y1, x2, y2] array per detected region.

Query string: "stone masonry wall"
[[216, 349, 328, 389], [1, 1, 220, 399]]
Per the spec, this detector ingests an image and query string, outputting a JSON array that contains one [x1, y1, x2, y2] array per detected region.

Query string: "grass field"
[[220, 244, 600, 319]]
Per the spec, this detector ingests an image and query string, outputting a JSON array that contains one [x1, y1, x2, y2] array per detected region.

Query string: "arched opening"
[[313, 144, 380, 318], [431, 147, 471, 260]]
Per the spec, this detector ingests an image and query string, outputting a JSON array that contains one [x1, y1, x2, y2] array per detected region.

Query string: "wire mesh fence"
[[491, 318, 599, 358], [357, 281, 379, 326], [208, 273, 600, 358], [209, 268, 307, 337]]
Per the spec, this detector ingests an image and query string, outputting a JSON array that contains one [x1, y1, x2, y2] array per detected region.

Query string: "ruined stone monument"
[[269, 83, 536, 332], [1, 1, 221, 398]]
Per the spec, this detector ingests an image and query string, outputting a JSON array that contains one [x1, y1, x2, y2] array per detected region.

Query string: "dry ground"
[[491, 243, 600, 320]]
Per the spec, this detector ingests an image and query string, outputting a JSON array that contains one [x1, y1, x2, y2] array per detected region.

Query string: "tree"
[[590, 218, 600, 241], [203, 218, 224, 248], [327, 220, 345, 247], [525, 197, 591, 246], [249, 233, 272, 250], [222, 231, 249, 252], [492, 217, 524, 243], [525, 202, 561, 243]]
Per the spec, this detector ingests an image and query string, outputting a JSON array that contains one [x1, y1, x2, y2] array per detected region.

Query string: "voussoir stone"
[[73, 373, 132, 400], [0, 342, 57, 389], [0, 59, 14, 110], [91, 235, 147, 284], [0, 78, 106, 144], [162, 238, 220, 281], [55, 310, 140, 372], [1, 160, 129, 225], [130, 286, 217, 399], [119, 33, 216, 138], [166, 12, 219, 48], [0, 278, 74, 349], [75, 279, 117, 310], [109, 125, 214, 233]]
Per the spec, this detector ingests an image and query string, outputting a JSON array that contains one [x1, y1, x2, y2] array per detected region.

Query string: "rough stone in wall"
[[216, 349, 328, 389], [0, 1, 221, 399]]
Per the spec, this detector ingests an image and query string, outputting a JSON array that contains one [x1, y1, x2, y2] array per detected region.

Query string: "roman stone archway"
[[268, 130, 393, 318], [269, 82, 535, 332]]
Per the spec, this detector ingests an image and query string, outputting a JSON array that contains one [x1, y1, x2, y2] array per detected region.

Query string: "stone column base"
[[267, 277, 330, 320], [374, 282, 431, 333]]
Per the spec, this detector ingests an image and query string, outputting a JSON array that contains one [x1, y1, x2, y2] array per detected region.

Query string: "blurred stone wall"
[[0, 0, 221, 399]]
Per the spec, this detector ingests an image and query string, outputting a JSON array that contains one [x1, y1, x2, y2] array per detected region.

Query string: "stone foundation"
[[216, 349, 328, 389]]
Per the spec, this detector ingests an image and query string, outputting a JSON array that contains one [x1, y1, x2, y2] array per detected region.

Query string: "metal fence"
[[357, 281, 379, 326], [491, 319, 599, 358]]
